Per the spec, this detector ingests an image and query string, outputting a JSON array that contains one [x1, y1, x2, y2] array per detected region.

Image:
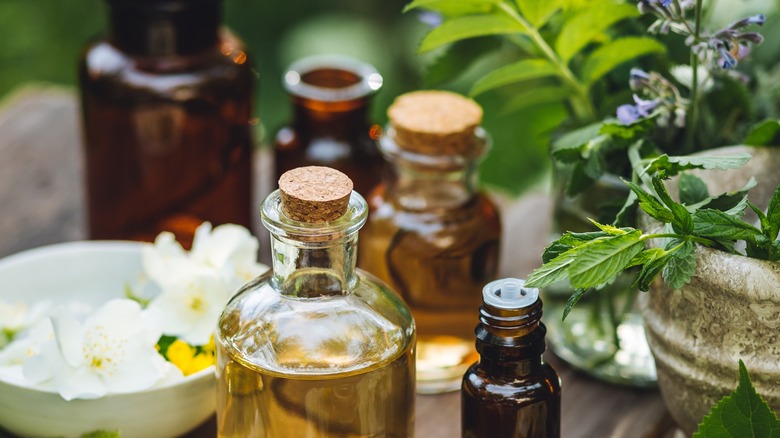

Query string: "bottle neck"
[[475, 299, 547, 378], [269, 232, 358, 298], [387, 160, 479, 210], [292, 99, 371, 138], [107, 0, 221, 56]]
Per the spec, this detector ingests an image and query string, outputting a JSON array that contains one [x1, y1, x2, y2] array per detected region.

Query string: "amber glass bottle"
[[216, 167, 416, 438], [273, 55, 384, 197], [359, 91, 501, 394], [79, 0, 255, 247], [462, 278, 561, 438]]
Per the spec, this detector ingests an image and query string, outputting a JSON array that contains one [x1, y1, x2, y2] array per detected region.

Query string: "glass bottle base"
[[415, 335, 479, 394], [542, 284, 657, 388]]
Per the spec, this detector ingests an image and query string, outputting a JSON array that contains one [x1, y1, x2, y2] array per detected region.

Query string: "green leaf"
[[613, 190, 638, 228], [635, 248, 673, 291], [626, 180, 675, 223], [693, 209, 768, 246], [418, 14, 526, 53], [600, 118, 652, 140], [501, 85, 570, 113], [581, 37, 665, 85], [627, 247, 665, 268], [652, 177, 693, 235], [555, 2, 640, 62], [641, 154, 752, 178], [470, 58, 558, 96], [403, 0, 499, 15], [515, 0, 562, 28], [542, 231, 609, 262], [662, 240, 696, 289], [423, 37, 501, 86], [587, 218, 629, 235], [526, 249, 578, 288], [562, 288, 587, 321], [679, 173, 710, 205], [744, 119, 780, 146], [693, 178, 757, 214], [748, 201, 770, 237], [156, 335, 178, 360], [765, 184, 780, 241], [550, 122, 603, 156], [568, 230, 644, 288], [693, 360, 780, 438]]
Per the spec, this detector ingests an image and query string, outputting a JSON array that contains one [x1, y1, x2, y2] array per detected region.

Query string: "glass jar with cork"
[[216, 166, 415, 437], [358, 90, 501, 394]]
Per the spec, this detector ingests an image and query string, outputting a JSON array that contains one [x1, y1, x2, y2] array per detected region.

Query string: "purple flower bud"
[[737, 43, 751, 60], [717, 46, 737, 69], [737, 32, 764, 45], [617, 104, 641, 125], [629, 68, 651, 90], [633, 95, 659, 116], [729, 14, 767, 29], [416, 10, 443, 28]]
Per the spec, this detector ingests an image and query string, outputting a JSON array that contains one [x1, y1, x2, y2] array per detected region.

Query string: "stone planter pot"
[[639, 146, 780, 434]]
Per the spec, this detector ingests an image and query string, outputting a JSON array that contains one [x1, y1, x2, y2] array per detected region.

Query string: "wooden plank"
[[0, 89, 677, 437]]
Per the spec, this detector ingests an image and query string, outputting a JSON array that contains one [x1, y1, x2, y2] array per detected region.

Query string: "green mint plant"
[[405, 0, 665, 123], [694, 360, 780, 437], [526, 144, 780, 319]]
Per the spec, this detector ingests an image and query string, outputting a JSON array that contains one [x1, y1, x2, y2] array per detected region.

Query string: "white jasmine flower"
[[22, 299, 171, 401], [190, 222, 269, 290], [0, 319, 54, 367], [142, 231, 190, 287], [0, 300, 51, 348], [147, 265, 229, 346]]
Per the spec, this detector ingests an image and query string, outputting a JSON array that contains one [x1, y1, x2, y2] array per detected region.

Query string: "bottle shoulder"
[[217, 271, 415, 378], [463, 362, 561, 404], [79, 33, 254, 94]]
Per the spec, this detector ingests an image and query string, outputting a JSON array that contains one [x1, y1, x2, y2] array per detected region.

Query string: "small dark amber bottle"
[[359, 90, 501, 394], [462, 278, 561, 438], [273, 55, 384, 197], [79, 0, 255, 247]]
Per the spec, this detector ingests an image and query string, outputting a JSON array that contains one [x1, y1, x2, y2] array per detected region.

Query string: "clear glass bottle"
[[462, 278, 561, 438], [79, 0, 255, 247], [358, 91, 501, 394], [273, 55, 385, 198], [216, 166, 416, 438]]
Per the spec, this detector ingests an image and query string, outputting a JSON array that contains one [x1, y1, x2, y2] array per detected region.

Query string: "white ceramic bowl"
[[0, 241, 215, 438]]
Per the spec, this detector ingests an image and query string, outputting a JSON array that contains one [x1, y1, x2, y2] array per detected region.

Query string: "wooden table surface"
[[0, 87, 678, 438]]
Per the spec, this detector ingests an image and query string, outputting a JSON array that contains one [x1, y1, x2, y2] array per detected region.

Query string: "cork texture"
[[387, 90, 483, 155], [278, 166, 353, 223]]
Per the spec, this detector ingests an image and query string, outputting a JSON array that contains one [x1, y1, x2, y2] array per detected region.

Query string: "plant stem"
[[684, 0, 704, 152], [497, 2, 597, 122]]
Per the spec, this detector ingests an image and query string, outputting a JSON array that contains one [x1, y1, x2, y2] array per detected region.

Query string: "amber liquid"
[[274, 67, 383, 197], [216, 342, 415, 437], [462, 361, 561, 437], [79, 30, 254, 247], [359, 187, 500, 393]]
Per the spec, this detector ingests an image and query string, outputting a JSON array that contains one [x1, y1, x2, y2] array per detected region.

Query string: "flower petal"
[[50, 308, 84, 368]]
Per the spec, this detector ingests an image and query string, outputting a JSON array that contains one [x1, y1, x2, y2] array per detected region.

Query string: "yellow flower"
[[167, 339, 215, 376]]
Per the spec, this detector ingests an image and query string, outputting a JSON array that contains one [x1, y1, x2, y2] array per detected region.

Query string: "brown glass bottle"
[[273, 55, 384, 197], [462, 278, 561, 438], [358, 91, 501, 394], [79, 0, 255, 247]]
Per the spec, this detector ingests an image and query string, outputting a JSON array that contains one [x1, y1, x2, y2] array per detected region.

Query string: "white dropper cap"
[[482, 278, 539, 309]]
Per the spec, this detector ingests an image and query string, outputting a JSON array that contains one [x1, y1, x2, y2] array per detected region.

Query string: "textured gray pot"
[[639, 146, 780, 435]]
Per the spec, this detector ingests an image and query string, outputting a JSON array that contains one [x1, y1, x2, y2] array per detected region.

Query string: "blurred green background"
[[0, 0, 559, 196]]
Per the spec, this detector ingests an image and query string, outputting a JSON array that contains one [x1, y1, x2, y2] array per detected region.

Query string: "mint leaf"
[[526, 249, 578, 288], [613, 190, 638, 227], [744, 119, 780, 146], [661, 240, 696, 289], [501, 86, 570, 114], [515, 0, 562, 28], [423, 38, 501, 86], [652, 177, 694, 235], [562, 288, 587, 321], [695, 178, 757, 214], [418, 14, 526, 53], [403, 0, 499, 15], [600, 118, 653, 140], [555, 2, 639, 61], [634, 248, 673, 292], [581, 37, 665, 86], [693, 210, 768, 246], [679, 173, 710, 205], [550, 122, 604, 157], [470, 58, 557, 96], [765, 184, 780, 241], [156, 335, 178, 360], [542, 231, 610, 262], [626, 180, 676, 223], [693, 360, 780, 438], [567, 230, 644, 288], [642, 154, 752, 178]]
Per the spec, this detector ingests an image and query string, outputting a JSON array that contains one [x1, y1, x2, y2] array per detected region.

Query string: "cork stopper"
[[278, 166, 354, 223], [387, 90, 483, 155]]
